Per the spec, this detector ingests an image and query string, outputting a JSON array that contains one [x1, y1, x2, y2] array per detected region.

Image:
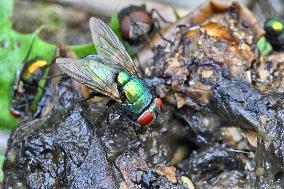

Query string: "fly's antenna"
[[21, 26, 47, 67]]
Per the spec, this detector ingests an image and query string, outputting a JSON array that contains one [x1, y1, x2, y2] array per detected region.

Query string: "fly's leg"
[[22, 92, 31, 114], [142, 18, 173, 52], [41, 73, 65, 80], [151, 19, 174, 45], [170, 24, 190, 54], [150, 8, 173, 24], [150, 8, 175, 45]]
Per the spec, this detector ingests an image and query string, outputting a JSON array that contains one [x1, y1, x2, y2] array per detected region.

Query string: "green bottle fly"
[[10, 34, 49, 119], [264, 18, 284, 50], [57, 18, 162, 126]]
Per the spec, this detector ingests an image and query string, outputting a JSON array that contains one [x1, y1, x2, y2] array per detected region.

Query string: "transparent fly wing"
[[56, 56, 122, 102], [89, 17, 141, 77]]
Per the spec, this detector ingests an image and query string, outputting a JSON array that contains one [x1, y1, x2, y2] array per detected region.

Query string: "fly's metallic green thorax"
[[117, 71, 152, 114]]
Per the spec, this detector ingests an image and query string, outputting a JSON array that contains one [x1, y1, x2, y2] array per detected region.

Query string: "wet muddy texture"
[[3, 100, 252, 188], [256, 52, 284, 93], [175, 108, 222, 146], [212, 76, 284, 188], [197, 170, 249, 188], [3, 102, 190, 188], [178, 145, 244, 182], [3, 103, 118, 188], [3, 95, 249, 188], [177, 145, 251, 188]]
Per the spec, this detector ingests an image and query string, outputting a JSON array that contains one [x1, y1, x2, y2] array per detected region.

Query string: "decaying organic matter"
[[138, 0, 284, 188], [212, 76, 284, 188], [140, 2, 260, 109]]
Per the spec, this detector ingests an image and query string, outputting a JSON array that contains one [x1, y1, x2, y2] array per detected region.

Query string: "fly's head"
[[137, 98, 162, 126]]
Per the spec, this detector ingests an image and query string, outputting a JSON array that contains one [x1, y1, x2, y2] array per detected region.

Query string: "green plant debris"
[[70, 43, 96, 58], [257, 35, 273, 56]]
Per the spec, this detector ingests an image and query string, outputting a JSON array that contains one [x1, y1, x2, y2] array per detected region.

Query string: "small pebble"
[[181, 176, 195, 189]]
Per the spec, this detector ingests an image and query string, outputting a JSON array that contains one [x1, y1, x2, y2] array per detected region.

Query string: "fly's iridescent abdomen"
[[117, 71, 152, 114]]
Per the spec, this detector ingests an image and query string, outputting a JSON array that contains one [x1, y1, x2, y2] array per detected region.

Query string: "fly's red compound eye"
[[137, 111, 153, 126], [156, 98, 163, 110], [10, 108, 21, 119]]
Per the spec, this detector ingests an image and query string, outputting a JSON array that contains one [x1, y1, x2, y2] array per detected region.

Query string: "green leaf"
[[0, 0, 13, 21], [109, 13, 121, 37], [70, 43, 96, 58], [257, 35, 273, 56]]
